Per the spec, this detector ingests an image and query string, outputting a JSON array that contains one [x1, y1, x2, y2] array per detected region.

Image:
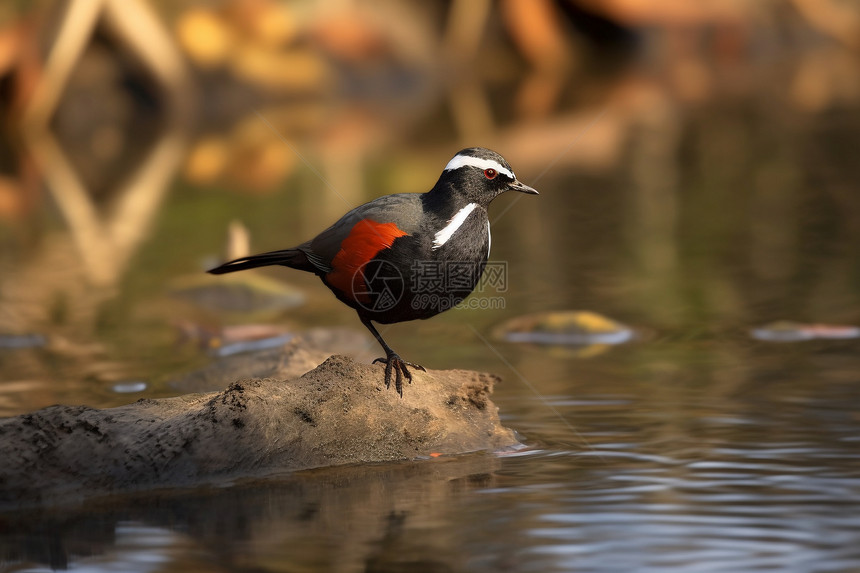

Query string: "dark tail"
[[207, 249, 308, 275]]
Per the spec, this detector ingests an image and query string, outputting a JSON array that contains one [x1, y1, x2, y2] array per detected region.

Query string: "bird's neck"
[[423, 182, 485, 218]]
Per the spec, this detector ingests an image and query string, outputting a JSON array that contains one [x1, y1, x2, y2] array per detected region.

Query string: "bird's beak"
[[507, 179, 539, 195]]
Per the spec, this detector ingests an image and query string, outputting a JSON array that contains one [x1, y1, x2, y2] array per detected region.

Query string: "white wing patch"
[[432, 203, 477, 250], [443, 155, 515, 180]]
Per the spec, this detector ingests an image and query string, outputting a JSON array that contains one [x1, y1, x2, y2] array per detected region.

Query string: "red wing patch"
[[326, 219, 408, 302]]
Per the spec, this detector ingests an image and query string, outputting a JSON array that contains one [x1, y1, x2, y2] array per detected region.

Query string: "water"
[[4, 153, 860, 572], [3, 342, 860, 571], [3, 2, 860, 570], [493, 348, 860, 573]]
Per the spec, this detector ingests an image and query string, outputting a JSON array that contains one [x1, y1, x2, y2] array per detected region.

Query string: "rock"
[[0, 352, 517, 509], [493, 310, 635, 346], [492, 310, 639, 358], [169, 328, 370, 393]]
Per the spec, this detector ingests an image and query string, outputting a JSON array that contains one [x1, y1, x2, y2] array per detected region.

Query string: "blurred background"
[[0, 0, 859, 411], [4, 1, 860, 571], [0, 0, 860, 414]]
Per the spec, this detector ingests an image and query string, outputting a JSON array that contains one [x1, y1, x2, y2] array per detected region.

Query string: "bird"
[[208, 147, 538, 395]]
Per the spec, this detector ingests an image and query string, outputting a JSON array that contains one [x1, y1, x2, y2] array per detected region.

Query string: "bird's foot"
[[372, 354, 426, 396]]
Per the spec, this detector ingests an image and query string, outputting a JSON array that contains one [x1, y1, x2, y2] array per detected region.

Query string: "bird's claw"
[[373, 354, 425, 396]]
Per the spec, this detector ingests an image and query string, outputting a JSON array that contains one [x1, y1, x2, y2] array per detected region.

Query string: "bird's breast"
[[424, 206, 489, 264]]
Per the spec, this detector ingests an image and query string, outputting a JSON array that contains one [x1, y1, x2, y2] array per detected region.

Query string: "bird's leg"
[[359, 316, 426, 396]]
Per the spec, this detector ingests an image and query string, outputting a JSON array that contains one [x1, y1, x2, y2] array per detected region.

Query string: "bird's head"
[[435, 147, 538, 206]]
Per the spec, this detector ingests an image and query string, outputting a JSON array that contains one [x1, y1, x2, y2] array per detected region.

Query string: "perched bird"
[[208, 147, 538, 394]]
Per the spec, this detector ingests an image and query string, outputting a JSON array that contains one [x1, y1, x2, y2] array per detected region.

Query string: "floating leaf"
[[751, 321, 860, 342]]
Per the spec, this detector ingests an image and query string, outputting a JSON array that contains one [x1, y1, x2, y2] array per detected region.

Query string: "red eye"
[[484, 168, 497, 179]]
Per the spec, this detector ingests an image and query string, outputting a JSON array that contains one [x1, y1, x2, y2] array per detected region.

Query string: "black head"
[[433, 147, 538, 206]]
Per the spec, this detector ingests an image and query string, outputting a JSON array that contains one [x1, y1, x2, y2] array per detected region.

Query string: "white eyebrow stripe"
[[443, 155, 515, 180], [432, 202, 478, 249]]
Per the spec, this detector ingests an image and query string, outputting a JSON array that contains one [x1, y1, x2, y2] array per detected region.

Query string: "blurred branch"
[[791, 0, 860, 50], [21, 0, 191, 131], [102, 0, 192, 118], [443, 0, 492, 62], [26, 126, 185, 286], [20, 0, 102, 129]]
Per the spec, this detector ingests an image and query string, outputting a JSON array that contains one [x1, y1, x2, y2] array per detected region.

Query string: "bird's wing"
[[299, 194, 424, 268]]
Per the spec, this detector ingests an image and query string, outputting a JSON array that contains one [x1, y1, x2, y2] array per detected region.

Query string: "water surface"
[[2, 4, 860, 570]]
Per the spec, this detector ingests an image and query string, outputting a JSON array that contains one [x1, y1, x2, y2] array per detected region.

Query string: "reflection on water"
[[0, 455, 504, 571], [2, 0, 860, 571]]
